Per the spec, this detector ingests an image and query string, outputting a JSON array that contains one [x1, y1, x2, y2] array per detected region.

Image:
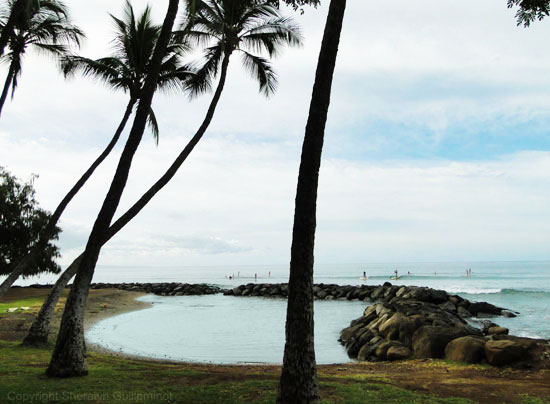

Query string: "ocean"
[[14, 261, 550, 364]]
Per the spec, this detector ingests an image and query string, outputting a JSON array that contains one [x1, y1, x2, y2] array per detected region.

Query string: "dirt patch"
[[0, 287, 148, 344], [319, 361, 550, 404]]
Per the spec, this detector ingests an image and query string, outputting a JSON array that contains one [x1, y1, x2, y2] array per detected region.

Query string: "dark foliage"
[[508, 0, 550, 26], [0, 167, 60, 277]]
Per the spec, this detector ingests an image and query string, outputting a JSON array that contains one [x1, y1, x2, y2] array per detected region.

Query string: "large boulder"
[[387, 345, 412, 361], [468, 301, 502, 316], [445, 336, 486, 364], [488, 326, 509, 336], [375, 341, 403, 360], [371, 287, 386, 300], [412, 326, 469, 358], [378, 312, 407, 340], [485, 340, 529, 366]]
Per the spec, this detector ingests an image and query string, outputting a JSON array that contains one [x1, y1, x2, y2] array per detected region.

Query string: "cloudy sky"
[[1, 0, 550, 269]]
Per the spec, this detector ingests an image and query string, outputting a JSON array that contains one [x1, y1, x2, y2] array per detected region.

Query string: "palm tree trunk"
[[0, 98, 135, 300], [46, 0, 180, 378], [0, 58, 16, 117], [0, 253, 34, 296], [277, 1, 347, 403], [22, 255, 82, 347], [23, 54, 232, 347]]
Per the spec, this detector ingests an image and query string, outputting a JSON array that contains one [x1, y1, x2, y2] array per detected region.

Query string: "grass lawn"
[[0, 341, 480, 404]]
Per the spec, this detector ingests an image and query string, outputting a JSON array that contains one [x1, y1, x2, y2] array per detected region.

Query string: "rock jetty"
[[90, 282, 221, 296], [338, 283, 549, 367]]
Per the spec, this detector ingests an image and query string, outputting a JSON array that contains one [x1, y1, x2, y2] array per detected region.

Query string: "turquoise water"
[[12, 261, 550, 363]]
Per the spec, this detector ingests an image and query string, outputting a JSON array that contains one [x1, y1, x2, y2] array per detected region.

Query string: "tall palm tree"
[[0, 0, 195, 299], [0, 0, 83, 117], [277, 0, 346, 403], [45, 0, 182, 378], [27, 0, 302, 351]]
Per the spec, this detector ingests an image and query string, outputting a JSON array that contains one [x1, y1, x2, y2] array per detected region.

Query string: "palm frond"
[[61, 55, 128, 90], [241, 17, 302, 56], [147, 106, 159, 145], [238, 2, 280, 29], [240, 49, 277, 97], [156, 64, 196, 95], [187, 44, 222, 98]]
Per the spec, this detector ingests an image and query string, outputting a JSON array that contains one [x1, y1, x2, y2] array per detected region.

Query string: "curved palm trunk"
[[0, 58, 17, 117], [0, 98, 136, 299], [277, 1, 346, 403], [21, 255, 82, 346], [24, 53, 232, 347], [46, 0, 179, 378]]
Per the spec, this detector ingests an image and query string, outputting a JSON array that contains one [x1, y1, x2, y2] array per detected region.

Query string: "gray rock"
[[488, 326, 509, 336], [412, 326, 469, 359], [501, 310, 518, 318], [458, 306, 472, 318], [445, 336, 486, 364], [387, 345, 412, 361], [485, 340, 528, 366], [439, 301, 457, 313]]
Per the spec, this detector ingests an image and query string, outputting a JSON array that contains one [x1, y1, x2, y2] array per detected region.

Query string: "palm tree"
[[0, 0, 195, 299], [277, 0, 346, 403], [0, 0, 83, 117], [45, 0, 182, 378], [27, 0, 302, 351], [177, 0, 301, 98]]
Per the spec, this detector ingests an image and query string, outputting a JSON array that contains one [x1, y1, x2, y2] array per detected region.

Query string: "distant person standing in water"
[[255, 273, 257, 281]]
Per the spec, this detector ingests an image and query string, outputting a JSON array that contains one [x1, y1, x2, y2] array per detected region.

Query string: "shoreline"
[[4, 284, 549, 366], [83, 289, 154, 361]]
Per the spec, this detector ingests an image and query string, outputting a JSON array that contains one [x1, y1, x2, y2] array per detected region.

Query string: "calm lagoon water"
[[86, 294, 365, 364]]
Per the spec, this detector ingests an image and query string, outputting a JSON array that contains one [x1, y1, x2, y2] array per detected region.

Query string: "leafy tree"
[[276, 1, 346, 403], [26, 0, 301, 349], [46, 0, 182, 378], [508, 0, 550, 26], [0, 1, 196, 299], [0, 167, 61, 280], [0, 0, 83, 117]]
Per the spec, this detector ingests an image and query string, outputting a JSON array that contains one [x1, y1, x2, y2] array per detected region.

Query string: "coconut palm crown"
[[0, 0, 83, 116], [62, 1, 197, 142], [179, 0, 302, 98]]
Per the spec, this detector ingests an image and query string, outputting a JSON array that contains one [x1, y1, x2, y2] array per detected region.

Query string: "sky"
[[1, 0, 550, 269]]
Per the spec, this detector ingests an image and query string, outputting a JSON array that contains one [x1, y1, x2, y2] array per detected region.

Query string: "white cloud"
[[1, 0, 550, 270], [2, 132, 549, 266]]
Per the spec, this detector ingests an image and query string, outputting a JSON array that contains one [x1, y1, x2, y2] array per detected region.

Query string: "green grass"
[[0, 296, 46, 314], [0, 341, 482, 404], [521, 398, 550, 404]]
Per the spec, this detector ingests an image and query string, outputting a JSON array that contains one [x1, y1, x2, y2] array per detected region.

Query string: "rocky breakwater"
[[339, 284, 550, 368], [224, 283, 390, 299], [90, 282, 222, 296]]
